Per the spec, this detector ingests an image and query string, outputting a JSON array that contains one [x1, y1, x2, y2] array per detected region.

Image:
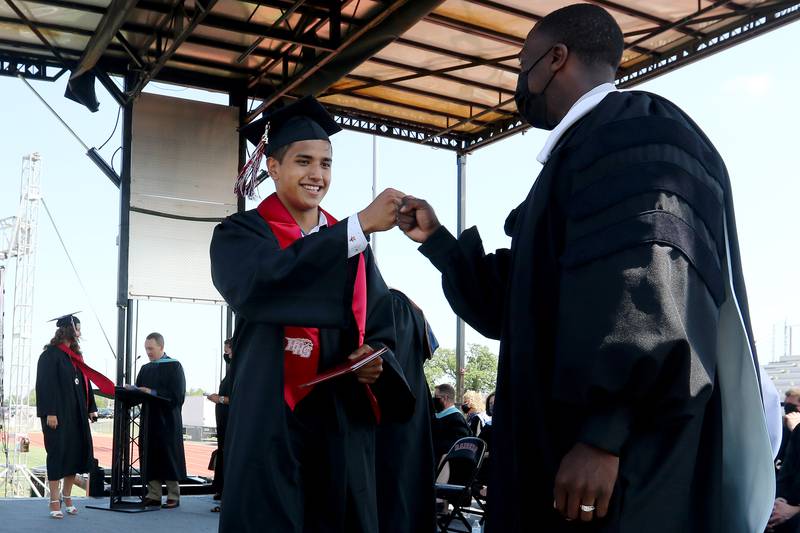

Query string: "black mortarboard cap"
[[241, 96, 341, 157], [50, 312, 81, 328]]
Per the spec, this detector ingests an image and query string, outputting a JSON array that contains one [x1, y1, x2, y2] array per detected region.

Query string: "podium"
[[88, 386, 170, 513]]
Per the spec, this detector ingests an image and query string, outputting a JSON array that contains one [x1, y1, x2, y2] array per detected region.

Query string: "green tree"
[[423, 344, 498, 395], [424, 348, 457, 390], [186, 388, 206, 396], [463, 344, 499, 394]]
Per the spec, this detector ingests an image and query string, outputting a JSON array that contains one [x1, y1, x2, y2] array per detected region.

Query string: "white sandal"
[[49, 499, 63, 519], [63, 496, 78, 515]]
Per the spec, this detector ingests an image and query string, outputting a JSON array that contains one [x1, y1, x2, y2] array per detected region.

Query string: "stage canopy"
[[2, 0, 799, 153]]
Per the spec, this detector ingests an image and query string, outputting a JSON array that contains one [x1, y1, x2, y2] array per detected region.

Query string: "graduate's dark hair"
[[535, 4, 624, 70], [47, 325, 81, 355], [223, 338, 232, 347], [268, 139, 332, 164], [146, 332, 165, 348]]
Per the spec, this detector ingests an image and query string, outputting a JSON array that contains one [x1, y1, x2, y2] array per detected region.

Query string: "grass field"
[[0, 422, 109, 499]]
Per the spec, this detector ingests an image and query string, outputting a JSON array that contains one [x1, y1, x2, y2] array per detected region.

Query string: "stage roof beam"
[[247, 0, 446, 121], [126, 0, 222, 100], [70, 0, 138, 79]]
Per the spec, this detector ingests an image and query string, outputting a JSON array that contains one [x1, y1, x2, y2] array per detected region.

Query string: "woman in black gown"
[[35, 315, 98, 519]]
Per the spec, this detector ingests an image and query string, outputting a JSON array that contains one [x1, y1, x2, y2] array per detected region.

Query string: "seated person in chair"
[[432, 384, 471, 463]]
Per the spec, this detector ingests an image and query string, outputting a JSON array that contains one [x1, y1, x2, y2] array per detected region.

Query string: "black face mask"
[[785, 402, 798, 415], [461, 403, 471, 414], [433, 397, 445, 413], [515, 47, 558, 131], [486, 403, 494, 417]]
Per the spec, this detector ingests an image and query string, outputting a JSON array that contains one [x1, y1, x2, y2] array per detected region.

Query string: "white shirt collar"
[[536, 82, 618, 164], [301, 210, 328, 237]]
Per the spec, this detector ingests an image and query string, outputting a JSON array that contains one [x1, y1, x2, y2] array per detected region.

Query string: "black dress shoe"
[[162, 499, 180, 509], [143, 498, 161, 507]]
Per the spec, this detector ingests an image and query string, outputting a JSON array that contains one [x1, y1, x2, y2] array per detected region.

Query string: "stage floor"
[[1, 495, 479, 532], [0, 495, 221, 533]]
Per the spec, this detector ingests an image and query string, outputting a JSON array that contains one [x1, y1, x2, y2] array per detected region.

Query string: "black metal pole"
[[113, 72, 134, 499]]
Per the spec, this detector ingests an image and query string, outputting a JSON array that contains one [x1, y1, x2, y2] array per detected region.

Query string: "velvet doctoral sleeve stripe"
[[559, 118, 727, 306], [419, 225, 509, 340], [210, 210, 352, 327], [561, 207, 725, 305]]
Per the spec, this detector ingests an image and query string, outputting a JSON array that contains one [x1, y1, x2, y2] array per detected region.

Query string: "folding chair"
[[435, 437, 487, 532]]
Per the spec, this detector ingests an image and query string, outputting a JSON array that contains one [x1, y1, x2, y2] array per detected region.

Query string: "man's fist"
[[398, 196, 441, 243], [358, 188, 405, 235]]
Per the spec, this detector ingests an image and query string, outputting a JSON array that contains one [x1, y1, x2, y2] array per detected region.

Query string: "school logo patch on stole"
[[285, 338, 314, 358]]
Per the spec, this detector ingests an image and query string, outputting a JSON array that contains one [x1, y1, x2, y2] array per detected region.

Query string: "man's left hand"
[[554, 442, 619, 522], [768, 499, 800, 529], [89, 412, 98, 423], [349, 344, 383, 384]]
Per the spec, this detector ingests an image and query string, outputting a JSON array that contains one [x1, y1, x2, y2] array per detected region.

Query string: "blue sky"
[[2, 21, 799, 393]]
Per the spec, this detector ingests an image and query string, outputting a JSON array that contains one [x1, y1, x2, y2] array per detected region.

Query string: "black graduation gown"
[[773, 428, 800, 532], [375, 289, 437, 533], [135, 356, 187, 482], [210, 209, 415, 533], [419, 90, 762, 533], [35, 345, 97, 479], [212, 360, 233, 494]]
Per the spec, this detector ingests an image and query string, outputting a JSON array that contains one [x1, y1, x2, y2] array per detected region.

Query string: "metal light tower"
[[0, 152, 42, 497]]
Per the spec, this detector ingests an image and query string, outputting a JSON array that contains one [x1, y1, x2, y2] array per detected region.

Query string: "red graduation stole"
[[56, 344, 116, 409], [257, 193, 379, 420]]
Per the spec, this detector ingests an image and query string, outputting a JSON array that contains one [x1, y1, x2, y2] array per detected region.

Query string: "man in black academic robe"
[[399, 5, 773, 533], [210, 96, 414, 533], [134, 332, 187, 509], [375, 289, 438, 533], [432, 383, 471, 462], [770, 427, 800, 531]]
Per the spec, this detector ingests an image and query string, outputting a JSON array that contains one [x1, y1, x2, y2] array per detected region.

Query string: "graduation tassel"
[[234, 137, 266, 199]]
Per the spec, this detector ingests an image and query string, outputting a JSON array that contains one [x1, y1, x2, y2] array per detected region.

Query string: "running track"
[[27, 432, 215, 477]]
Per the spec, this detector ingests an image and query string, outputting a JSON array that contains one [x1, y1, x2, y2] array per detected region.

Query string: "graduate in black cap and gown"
[[210, 96, 415, 533], [36, 313, 115, 519], [376, 289, 438, 533]]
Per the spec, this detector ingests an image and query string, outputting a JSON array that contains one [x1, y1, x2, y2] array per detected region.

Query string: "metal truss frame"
[[0, 54, 65, 81], [2, 0, 799, 153]]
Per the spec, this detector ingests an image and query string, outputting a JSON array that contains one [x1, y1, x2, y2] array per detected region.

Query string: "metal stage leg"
[[455, 152, 467, 403]]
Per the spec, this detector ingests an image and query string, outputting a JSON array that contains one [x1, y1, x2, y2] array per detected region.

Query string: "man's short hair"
[[268, 140, 332, 164], [535, 4, 624, 70], [223, 338, 232, 347], [146, 332, 165, 348], [786, 387, 800, 398], [435, 384, 456, 402]]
